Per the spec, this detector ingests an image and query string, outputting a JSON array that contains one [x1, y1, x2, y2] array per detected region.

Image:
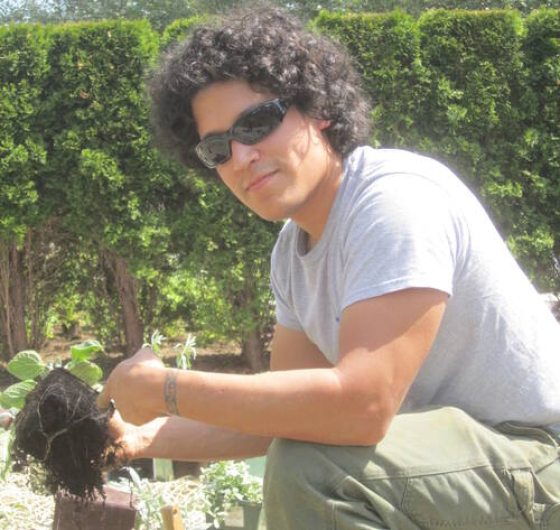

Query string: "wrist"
[[129, 417, 169, 460], [121, 425, 145, 461], [140, 364, 169, 419]]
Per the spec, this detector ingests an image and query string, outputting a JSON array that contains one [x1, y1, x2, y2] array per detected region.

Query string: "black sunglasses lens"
[[197, 136, 230, 168], [234, 103, 284, 144]]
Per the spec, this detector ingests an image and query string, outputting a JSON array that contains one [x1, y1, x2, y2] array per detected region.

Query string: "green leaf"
[[7, 351, 45, 381], [0, 380, 37, 410], [70, 340, 103, 362], [147, 330, 165, 355], [66, 361, 103, 387]]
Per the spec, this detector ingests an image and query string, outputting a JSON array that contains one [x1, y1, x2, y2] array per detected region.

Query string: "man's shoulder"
[[346, 146, 454, 181], [343, 147, 469, 218], [271, 220, 298, 261]]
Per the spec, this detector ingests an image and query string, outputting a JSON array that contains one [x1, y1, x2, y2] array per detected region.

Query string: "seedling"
[[0, 341, 121, 499]]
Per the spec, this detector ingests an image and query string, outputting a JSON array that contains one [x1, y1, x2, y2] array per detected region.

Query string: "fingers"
[[106, 409, 125, 438], [103, 416, 131, 469], [98, 393, 153, 426], [95, 346, 163, 424], [103, 411, 152, 469], [132, 345, 159, 362], [0, 410, 14, 430]]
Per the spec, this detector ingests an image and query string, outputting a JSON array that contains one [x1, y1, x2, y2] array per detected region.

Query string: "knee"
[[263, 439, 343, 527], [265, 438, 314, 490], [264, 438, 335, 501]]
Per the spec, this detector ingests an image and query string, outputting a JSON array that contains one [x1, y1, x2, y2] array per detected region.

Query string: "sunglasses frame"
[[195, 98, 289, 169]]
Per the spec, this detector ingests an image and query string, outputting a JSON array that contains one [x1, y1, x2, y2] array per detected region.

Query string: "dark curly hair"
[[148, 6, 371, 173]]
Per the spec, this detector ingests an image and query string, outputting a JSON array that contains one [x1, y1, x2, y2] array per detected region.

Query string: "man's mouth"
[[246, 171, 276, 192]]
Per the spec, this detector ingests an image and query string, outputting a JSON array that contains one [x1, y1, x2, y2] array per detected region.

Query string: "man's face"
[[192, 80, 338, 223]]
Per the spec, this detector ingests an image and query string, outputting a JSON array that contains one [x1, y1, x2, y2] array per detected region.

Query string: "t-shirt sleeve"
[[341, 173, 461, 311]]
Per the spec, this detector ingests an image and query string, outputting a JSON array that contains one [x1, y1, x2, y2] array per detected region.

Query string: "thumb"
[[96, 385, 111, 411], [132, 345, 159, 361]]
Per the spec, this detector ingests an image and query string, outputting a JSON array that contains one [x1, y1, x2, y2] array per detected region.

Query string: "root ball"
[[12, 368, 120, 499]]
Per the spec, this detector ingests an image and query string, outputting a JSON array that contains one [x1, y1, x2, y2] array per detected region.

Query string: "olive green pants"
[[263, 407, 560, 529]]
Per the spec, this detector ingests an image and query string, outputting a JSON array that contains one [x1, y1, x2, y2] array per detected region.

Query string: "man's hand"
[[103, 409, 145, 467], [96, 346, 168, 425]]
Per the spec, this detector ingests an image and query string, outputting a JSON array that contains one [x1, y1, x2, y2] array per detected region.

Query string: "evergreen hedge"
[[516, 9, 560, 287], [0, 23, 49, 243], [160, 15, 206, 49], [43, 20, 175, 349]]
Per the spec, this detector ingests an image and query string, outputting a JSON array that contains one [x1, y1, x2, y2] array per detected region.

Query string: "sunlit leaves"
[[7, 351, 46, 381]]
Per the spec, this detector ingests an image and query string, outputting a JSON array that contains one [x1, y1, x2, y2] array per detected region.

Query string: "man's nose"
[[230, 140, 259, 170]]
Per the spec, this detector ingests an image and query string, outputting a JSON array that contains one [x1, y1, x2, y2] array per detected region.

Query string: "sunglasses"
[[195, 98, 289, 169]]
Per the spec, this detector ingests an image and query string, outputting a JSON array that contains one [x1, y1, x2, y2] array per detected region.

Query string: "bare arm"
[[108, 323, 329, 462], [99, 288, 447, 446], [111, 414, 272, 462]]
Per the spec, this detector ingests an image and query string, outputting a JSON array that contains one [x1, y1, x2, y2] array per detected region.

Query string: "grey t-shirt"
[[271, 146, 560, 429]]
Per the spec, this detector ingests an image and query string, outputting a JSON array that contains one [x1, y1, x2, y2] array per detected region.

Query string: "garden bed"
[[0, 461, 207, 529], [1, 471, 54, 530]]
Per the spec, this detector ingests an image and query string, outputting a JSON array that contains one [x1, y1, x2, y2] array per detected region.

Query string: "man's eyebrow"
[[199, 113, 238, 139], [199, 108, 245, 140], [200, 127, 227, 140]]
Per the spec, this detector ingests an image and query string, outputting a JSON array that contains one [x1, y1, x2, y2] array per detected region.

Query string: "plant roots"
[[12, 368, 121, 499]]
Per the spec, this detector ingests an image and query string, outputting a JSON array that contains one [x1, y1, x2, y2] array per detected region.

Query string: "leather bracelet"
[[163, 368, 180, 416]]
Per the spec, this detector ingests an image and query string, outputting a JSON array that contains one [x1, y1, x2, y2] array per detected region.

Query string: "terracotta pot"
[[52, 485, 137, 530]]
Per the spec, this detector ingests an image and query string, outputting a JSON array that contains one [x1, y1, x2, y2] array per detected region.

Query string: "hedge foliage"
[[0, 9, 558, 356], [0, 23, 49, 243]]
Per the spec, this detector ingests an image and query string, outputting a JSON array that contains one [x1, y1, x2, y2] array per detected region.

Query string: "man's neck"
[[293, 154, 343, 249]]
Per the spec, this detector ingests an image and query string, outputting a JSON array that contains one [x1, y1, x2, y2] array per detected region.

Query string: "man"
[[98, 7, 560, 528]]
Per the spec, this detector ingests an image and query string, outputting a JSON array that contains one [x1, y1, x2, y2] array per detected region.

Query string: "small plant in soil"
[[200, 460, 263, 528], [0, 341, 121, 500]]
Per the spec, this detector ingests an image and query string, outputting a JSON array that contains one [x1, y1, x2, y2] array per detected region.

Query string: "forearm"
[[146, 367, 383, 445], [129, 415, 272, 462]]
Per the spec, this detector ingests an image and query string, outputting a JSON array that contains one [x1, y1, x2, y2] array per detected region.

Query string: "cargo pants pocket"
[[401, 466, 534, 529]]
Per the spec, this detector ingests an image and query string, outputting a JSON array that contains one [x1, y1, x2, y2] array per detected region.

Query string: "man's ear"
[[316, 119, 332, 131]]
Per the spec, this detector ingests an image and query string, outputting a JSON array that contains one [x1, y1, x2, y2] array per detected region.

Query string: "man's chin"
[[254, 210, 288, 223]]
